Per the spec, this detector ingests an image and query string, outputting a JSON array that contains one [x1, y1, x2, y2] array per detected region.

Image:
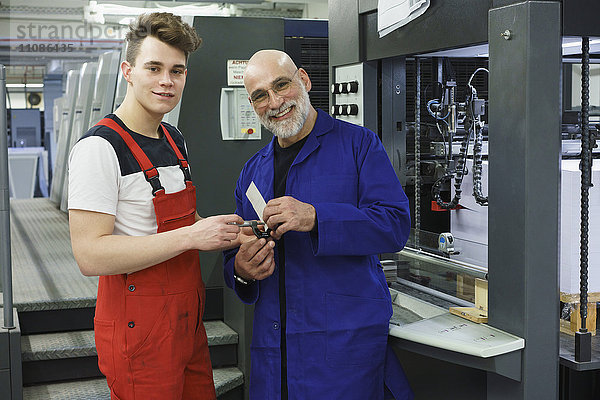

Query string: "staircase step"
[[5, 199, 98, 313], [22, 320, 238, 362], [214, 367, 244, 398], [23, 377, 108, 400], [22, 366, 244, 399], [206, 320, 239, 346], [22, 330, 95, 362], [21, 321, 239, 385], [213, 367, 244, 397]]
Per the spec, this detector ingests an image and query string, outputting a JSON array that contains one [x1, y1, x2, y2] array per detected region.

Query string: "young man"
[[224, 50, 413, 399], [68, 13, 243, 399]]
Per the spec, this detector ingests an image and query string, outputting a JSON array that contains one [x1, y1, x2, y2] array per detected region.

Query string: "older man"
[[224, 50, 413, 400]]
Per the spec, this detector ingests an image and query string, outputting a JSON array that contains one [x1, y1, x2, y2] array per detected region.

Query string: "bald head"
[[244, 50, 298, 87], [242, 49, 317, 146]]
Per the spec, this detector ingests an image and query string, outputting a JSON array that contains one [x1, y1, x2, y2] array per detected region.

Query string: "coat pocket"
[[326, 292, 390, 366], [195, 288, 205, 335], [93, 318, 116, 387]]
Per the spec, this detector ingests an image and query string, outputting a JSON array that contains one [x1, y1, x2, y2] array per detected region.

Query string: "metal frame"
[[487, 2, 561, 399], [380, 56, 408, 186], [0, 64, 23, 400], [0, 310, 22, 400], [1, 65, 13, 327]]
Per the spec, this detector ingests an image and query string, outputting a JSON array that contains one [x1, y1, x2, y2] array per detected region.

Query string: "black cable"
[[579, 37, 591, 332], [574, 35, 593, 362], [431, 128, 472, 209], [415, 58, 421, 242], [466, 68, 489, 206], [421, 81, 443, 105], [469, 88, 488, 206], [472, 121, 488, 206]]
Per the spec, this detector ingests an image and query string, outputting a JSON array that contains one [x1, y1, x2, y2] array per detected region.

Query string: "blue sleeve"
[[223, 169, 259, 304], [310, 129, 411, 256]]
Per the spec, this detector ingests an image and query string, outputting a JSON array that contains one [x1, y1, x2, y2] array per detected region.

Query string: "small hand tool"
[[229, 220, 272, 239]]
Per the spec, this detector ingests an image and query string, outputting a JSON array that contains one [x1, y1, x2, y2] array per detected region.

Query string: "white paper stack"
[[560, 160, 600, 295], [378, 0, 430, 38], [389, 288, 524, 358]]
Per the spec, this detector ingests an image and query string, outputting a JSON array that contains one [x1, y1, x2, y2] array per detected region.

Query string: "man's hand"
[[234, 237, 275, 281], [188, 214, 244, 251], [263, 196, 316, 240]]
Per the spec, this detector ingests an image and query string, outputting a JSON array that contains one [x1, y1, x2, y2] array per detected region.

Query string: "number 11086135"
[[17, 43, 74, 52]]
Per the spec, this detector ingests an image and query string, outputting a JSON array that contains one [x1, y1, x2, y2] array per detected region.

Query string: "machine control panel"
[[330, 104, 359, 116], [333, 64, 366, 126], [220, 87, 261, 141], [331, 80, 359, 95]]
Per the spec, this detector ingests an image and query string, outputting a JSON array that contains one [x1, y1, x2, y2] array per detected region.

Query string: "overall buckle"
[[144, 167, 164, 195]]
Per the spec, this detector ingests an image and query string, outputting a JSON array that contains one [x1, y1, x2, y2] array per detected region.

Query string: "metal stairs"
[[5, 198, 244, 400], [22, 368, 244, 399], [21, 321, 243, 399]]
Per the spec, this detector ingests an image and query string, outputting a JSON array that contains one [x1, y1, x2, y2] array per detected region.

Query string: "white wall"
[[304, 1, 328, 19], [571, 64, 600, 109]]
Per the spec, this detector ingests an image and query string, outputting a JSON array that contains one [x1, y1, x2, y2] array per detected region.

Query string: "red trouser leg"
[[100, 289, 214, 400], [182, 322, 216, 400]]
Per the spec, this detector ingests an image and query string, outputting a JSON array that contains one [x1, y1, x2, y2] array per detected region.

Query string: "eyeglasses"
[[249, 69, 299, 108]]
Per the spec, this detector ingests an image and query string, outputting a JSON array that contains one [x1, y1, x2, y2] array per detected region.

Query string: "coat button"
[[128, 321, 135, 328], [128, 284, 135, 292], [272, 322, 279, 330]]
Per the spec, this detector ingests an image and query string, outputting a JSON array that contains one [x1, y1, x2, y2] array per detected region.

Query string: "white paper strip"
[[246, 181, 267, 222]]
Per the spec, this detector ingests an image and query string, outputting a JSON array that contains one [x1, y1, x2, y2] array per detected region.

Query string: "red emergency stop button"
[[247, 128, 254, 134]]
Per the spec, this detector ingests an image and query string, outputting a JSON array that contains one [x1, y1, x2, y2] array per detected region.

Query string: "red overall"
[[92, 118, 216, 400]]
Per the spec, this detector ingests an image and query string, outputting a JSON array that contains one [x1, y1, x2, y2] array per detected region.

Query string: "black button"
[[128, 284, 136, 292], [347, 81, 359, 93], [272, 322, 280, 330], [340, 82, 349, 94], [128, 321, 135, 328]]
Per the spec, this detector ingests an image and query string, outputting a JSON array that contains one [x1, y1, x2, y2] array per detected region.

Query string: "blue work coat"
[[224, 109, 413, 400]]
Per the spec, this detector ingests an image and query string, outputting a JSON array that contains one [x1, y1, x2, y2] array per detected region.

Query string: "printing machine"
[[329, 1, 600, 399], [88, 50, 120, 128], [50, 49, 122, 211], [59, 61, 97, 212], [49, 68, 80, 205]]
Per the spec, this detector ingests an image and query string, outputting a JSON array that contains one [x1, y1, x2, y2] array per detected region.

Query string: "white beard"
[[258, 82, 311, 139]]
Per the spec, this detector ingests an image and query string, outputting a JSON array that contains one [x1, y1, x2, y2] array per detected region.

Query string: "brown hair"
[[125, 12, 201, 65]]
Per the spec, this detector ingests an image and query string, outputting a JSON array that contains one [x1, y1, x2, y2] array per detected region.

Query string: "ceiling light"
[[6, 84, 44, 88]]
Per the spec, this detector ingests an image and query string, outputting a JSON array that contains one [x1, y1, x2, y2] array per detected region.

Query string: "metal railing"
[[0, 64, 15, 329]]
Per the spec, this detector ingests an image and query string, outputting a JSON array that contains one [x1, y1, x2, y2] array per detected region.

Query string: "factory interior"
[[1, 0, 600, 399]]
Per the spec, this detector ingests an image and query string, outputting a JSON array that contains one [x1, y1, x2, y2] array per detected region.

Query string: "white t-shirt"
[[68, 114, 191, 237]]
